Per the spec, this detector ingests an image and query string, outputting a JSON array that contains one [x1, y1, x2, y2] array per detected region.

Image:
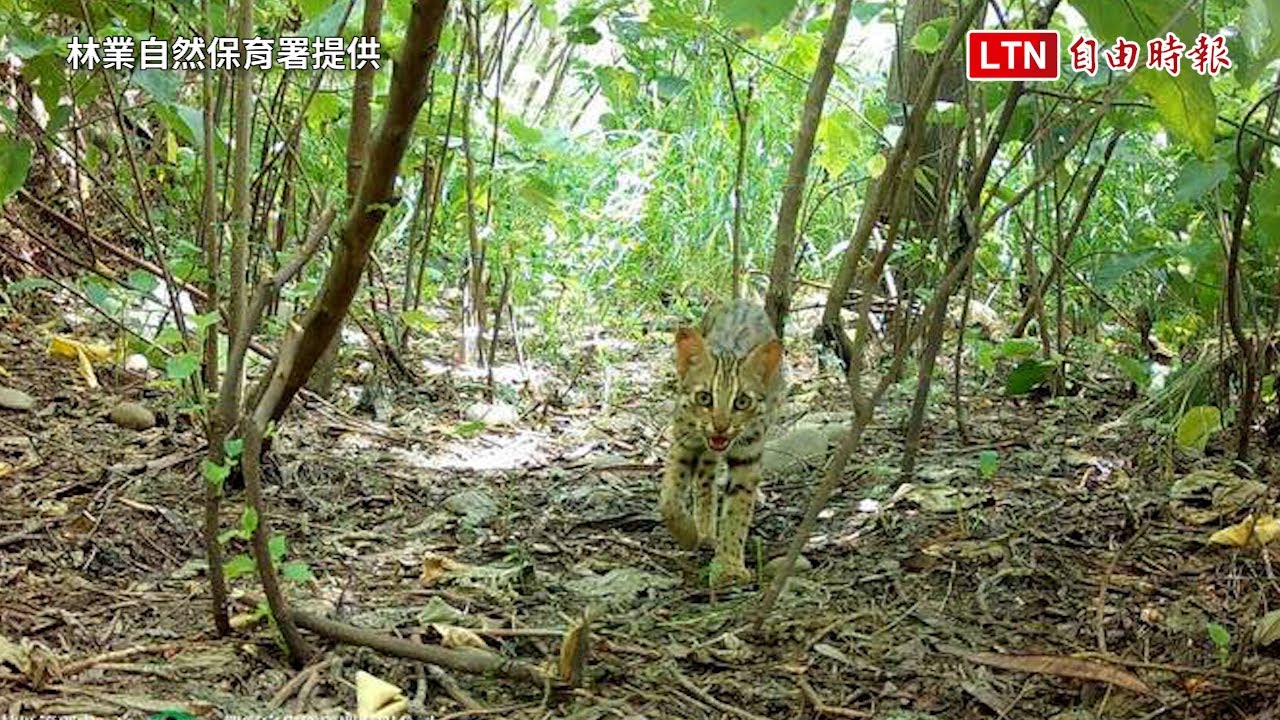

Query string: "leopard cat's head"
[[673, 326, 782, 453]]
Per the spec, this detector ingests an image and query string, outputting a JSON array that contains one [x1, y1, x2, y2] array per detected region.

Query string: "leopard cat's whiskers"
[[658, 300, 784, 587]]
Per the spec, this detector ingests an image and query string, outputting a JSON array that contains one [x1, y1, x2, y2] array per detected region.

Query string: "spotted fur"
[[659, 300, 784, 586]]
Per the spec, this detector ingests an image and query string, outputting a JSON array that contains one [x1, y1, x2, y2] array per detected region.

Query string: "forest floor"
[[1, 300, 1279, 720]]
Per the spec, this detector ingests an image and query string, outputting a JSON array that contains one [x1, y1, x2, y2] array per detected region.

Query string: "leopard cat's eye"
[[694, 390, 713, 407], [733, 394, 753, 411]]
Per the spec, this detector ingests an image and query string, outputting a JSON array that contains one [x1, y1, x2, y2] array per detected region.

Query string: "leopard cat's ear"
[[744, 339, 783, 383], [675, 327, 707, 378]]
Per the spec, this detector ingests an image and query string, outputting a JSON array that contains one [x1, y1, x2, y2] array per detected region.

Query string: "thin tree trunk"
[[199, 0, 231, 638], [1225, 81, 1280, 463], [763, 0, 852, 337], [723, 48, 751, 300], [263, 0, 451, 425]]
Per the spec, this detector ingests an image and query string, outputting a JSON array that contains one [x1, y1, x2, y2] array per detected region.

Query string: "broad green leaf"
[[298, 0, 349, 38], [268, 534, 287, 563], [852, 3, 887, 24], [239, 506, 259, 536], [399, 309, 437, 333], [0, 138, 33, 204], [127, 269, 159, 293], [202, 459, 231, 488], [1173, 159, 1229, 202], [454, 420, 487, 438], [1253, 171, 1280, 253], [131, 69, 181, 103], [166, 352, 200, 380], [1175, 405, 1221, 451], [1112, 355, 1151, 388], [816, 108, 861, 177], [1005, 359, 1055, 395], [1071, 0, 1216, 156], [567, 25, 601, 44], [281, 561, 315, 582], [1207, 622, 1230, 649], [911, 19, 951, 55], [224, 437, 244, 460], [978, 450, 999, 479], [716, 0, 800, 36], [223, 553, 255, 580]]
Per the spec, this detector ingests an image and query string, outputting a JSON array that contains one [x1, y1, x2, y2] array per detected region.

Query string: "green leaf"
[[268, 534, 287, 563], [911, 19, 952, 55], [239, 506, 259, 536], [0, 138, 33, 204], [1175, 406, 1221, 452], [192, 311, 220, 333], [223, 437, 244, 460], [223, 553, 256, 580], [851, 3, 887, 24], [454, 420, 487, 438], [1207, 622, 1231, 650], [715, 0, 800, 35], [978, 450, 999, 479], [1071, 0, 1216, 156], [399, 309, 437, 333], [1112, 355, 1151, 388], [166, 352, 200, 380], [1173, 159, 1229, 202], [1005, 359, 1055, 395], [298, 0, 348, 38], [201, 459, 231, 489], [131, 69, 181, 103], [816, 108, 861, 177], [566, 25, 601, 44], [281, 561, 314, 582]]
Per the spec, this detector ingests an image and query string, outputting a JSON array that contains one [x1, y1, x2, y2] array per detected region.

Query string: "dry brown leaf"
[[420, 551, 468, 586], [431, 624, 488, 650], [952, 649, 1153, 696], [557, 612, 591, 688]]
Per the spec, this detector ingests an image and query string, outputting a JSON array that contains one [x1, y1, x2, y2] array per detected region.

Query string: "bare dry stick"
[[293, 611, 547, 686], [763, 0, 853, 336]]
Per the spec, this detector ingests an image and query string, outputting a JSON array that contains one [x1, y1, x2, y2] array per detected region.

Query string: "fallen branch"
[[293, 610, 547, 686], [797, 677, 869, 718], [671, 668, 770, 720]]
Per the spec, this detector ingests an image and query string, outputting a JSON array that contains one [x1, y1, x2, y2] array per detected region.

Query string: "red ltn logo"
[[966, 30, 1061, 81]]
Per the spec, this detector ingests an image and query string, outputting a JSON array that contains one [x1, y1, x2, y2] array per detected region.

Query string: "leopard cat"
[[659, 299, 784, 586]]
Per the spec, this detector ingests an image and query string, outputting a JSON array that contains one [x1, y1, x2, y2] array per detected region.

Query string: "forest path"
[[1, 312, 1277, 719]]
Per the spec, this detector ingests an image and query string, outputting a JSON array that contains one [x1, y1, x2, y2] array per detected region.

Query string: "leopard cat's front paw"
[[708, 557, 752, 588]]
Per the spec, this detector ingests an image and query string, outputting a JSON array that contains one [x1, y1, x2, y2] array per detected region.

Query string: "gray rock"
[[109, 401, 156, 430], [762, 554, 812, 580], [0, 387, 35, 412], [762, 424, 831, 475], [464, 400, 519, 427], [443, 489, 497, 525]]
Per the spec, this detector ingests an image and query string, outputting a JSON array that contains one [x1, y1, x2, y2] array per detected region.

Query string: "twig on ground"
[[60, 643, 181, 677], [294, 610, 547, 686], [671, 666, 770, 720], [270, 656, 339, 708], [797, 676, 869, 718]]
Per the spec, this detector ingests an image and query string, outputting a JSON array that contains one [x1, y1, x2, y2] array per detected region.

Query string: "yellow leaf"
[[48, 335, 112, 363], [1209, 514, 1280, 547], [431, 624, 488, 650], [75, 347, 100, 389], [0, 365, 9, 377], [355, 670, 408, 718]]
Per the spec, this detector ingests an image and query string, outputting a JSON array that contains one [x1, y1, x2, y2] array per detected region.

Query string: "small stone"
[[463, 401, 519, 427], [762, 424, 830, 475], [109, 401, 156, 431], [0, 387, 36, 412], [442, 489, 497, 525], [762, 554, 812, 580], [123, 353, 150, 374]]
